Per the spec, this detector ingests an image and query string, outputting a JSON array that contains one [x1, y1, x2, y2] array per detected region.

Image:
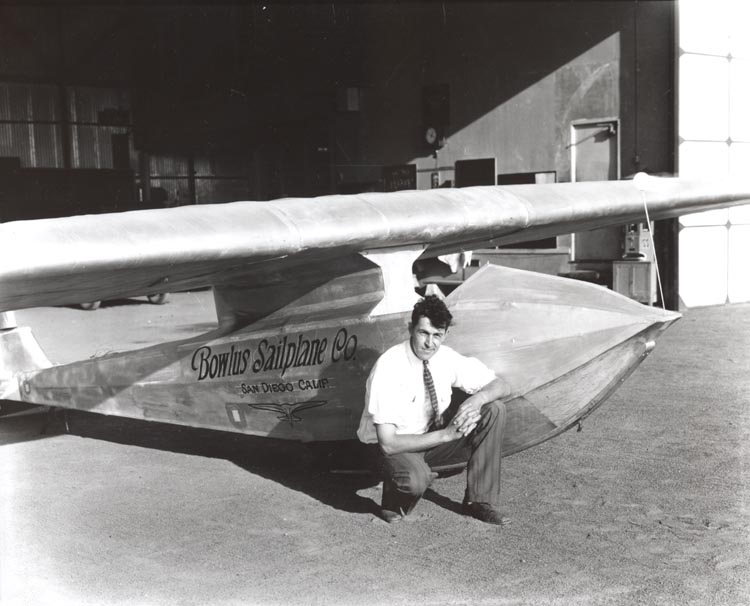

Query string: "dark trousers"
[[374, 400, 507, 515]]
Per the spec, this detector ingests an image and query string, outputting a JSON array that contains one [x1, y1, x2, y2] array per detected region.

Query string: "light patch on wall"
[[679, 0, 731, 56], [412, 33, 620, 185], [678, 141, 729, 180], [679, 226, 728, 307], [679, 55, 729, 141], [729, 59, 750, 139], [678, 0, 750, 306], [728, 225, 750, 302], [728, 1, 750, 58], [729, 142, 750, 179]]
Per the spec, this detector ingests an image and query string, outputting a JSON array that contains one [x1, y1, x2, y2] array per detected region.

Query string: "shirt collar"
[[403, 339, 438, 368], [403, 340, 422, 368]]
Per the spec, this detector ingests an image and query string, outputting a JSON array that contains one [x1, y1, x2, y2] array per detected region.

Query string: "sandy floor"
[[1, 292, 749, 606]]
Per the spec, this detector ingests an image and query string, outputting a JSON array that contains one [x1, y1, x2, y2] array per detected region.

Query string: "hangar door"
[[570, 119, 621, 262], [678, 0, 750, 307]]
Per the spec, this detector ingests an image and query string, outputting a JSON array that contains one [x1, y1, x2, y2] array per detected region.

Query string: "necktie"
[[423, 360, 443, 429]]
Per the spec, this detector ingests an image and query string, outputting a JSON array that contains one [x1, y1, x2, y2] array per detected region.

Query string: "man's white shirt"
[[357, 340, 496, 444]]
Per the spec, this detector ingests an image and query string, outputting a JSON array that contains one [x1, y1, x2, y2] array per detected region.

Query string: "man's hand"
[[441, 420, 468, 440], [451, 399, 482, 436], [376, 422, 462, 454], [451, 376, 512, 437]]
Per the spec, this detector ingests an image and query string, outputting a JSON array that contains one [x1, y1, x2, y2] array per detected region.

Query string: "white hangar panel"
[[678, 0, 750, 307]]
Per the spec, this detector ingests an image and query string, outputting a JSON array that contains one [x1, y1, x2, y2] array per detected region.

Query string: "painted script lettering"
[[191, 345, 251, 381], [240, 377, 331, 396], [190, 329, 359, 382], [252, 334, 328, 377], [331, 328, 357, 362]]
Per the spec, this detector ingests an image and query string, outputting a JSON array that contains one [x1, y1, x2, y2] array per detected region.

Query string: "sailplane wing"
[[1, 174, 749, 313]]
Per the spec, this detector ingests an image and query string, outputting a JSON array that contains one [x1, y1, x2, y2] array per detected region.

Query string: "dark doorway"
[[111, 133, 131, 170]]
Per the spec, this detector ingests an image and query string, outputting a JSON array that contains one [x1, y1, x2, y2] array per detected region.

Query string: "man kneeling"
[[357, 295, 511, 525]]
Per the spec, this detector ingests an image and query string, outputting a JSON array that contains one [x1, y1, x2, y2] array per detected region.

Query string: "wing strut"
[[360, 245, 424, 317]]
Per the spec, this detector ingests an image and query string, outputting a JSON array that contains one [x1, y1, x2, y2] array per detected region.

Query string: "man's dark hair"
[[411, 295, 453, 330]]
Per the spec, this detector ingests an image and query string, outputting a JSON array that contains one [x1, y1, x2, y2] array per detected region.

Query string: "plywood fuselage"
[[14, 265, 679, 455]]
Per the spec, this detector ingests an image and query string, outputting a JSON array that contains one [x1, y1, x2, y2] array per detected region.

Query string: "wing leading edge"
[[1, 174, 749, 313]]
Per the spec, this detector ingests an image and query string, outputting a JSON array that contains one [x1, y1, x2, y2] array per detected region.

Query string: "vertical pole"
[[329, 111, 338, 194], [669, 0, 679, 310], [57, 7, 72, 170], [252, 148, 264, 200], [138, 151, 151, 208], [187, 152, 197, 204]]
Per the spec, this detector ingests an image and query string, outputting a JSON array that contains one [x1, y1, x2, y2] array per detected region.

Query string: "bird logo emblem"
[[247, 400, 328, 426]]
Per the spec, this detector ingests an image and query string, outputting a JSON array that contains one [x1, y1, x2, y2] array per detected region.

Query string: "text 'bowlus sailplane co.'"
[[1, 174, 748, 455]]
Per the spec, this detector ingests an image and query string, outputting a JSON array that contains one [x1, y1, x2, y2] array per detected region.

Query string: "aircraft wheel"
[[79, 301, 101, 311], [147, 293, 169, 305]]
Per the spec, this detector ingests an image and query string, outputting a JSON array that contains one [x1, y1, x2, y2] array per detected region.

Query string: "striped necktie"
[[423, 360, 443, 429]]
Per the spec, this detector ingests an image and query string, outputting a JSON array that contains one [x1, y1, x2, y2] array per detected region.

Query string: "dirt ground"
[[1, 291, 749, 606]]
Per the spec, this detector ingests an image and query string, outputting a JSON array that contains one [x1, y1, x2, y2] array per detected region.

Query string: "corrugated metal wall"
[[195, 154, 252, 204], [0, 83, 137, 171], [195, 178, 252, 204], [68, 87, 133, 169], [0, 83, 62, 168], [149, 154, 190, 206], [0, 80, 261, 207], [0, 84, 256, 207], [149, 153, 251, 206]]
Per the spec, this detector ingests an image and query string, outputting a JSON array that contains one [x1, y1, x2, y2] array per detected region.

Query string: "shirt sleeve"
[[365, 356, 405, 425], [449, 349, 496, 394]]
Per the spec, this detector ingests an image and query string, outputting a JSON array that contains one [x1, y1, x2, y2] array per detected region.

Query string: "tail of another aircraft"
[[0, 316, 52, 400]]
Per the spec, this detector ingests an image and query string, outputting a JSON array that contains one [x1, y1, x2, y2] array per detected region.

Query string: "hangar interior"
[[0, 2, 746, 310]]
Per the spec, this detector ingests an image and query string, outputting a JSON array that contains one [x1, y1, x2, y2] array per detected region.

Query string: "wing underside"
[[1, 175, 749, 313]]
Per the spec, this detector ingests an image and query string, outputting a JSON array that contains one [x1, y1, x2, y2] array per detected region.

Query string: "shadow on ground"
[[2, 401, 471, 517], [19, 408, 385, 516]]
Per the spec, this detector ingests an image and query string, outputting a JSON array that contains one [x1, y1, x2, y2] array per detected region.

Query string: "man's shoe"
[[381, 481, 406, 523], [462, 500, 511, 526], [381, 508, 403, 523]]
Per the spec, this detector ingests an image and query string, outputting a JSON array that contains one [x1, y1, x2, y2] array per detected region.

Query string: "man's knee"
[[481, 399, 507, 423], [474, 400, 507, 442], [392, 466, 433, 498]]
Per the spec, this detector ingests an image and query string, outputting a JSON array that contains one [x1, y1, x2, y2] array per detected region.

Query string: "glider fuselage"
[[9, 265, 680, 455]]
